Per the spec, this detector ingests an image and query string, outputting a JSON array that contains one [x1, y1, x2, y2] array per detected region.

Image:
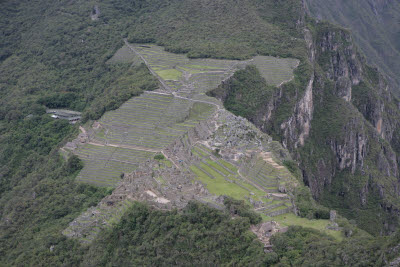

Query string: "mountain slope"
[[1, 0, 400, 265], [211, 19, 400, 234], [304, 0, 400, 97]]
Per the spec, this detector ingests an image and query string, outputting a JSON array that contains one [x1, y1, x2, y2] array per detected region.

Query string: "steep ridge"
[[304, 0, 400, 97], [212, 17, 400, 234]]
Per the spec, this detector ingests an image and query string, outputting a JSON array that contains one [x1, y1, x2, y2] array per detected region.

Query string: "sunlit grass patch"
[[156, 69, 182, 80], [219, 159, 238, 173], [262, 213, 343, 241], [190, 165, 250, 200]]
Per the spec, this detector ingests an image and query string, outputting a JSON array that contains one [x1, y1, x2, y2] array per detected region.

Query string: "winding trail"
[[87, 141, 160, 153]]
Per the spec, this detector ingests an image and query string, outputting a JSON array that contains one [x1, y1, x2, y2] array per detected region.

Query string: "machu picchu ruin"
[[62, 42, 302, 242], [5, 1, 400, 265]]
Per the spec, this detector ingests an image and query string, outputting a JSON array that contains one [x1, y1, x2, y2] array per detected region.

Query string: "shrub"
[[223, 197, 262, 224], [66, 155, 83, 173], [154, 154, 165, 160]]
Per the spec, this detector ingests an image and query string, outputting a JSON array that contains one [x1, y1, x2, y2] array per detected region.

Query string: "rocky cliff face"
[[280, 29, 314, 149], [304, 0, 400, 98], [212, 18, 400, 234], [318, 29, 362, 102], [312, 23, 400, 177], [294, 23, 400, 234]]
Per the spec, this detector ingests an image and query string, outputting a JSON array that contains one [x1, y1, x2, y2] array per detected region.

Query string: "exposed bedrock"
[[319, 29, 362, 102], [276, 28, 315, 150]]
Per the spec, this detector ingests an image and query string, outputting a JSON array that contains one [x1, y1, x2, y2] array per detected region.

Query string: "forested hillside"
[[1, 0, 400, 265]]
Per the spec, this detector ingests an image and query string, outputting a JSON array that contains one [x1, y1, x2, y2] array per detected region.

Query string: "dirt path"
[[144, 90, 222, 110], [87, 141, 160, 153], [79, 126, 87, 134], [172, 93, 221, 109]]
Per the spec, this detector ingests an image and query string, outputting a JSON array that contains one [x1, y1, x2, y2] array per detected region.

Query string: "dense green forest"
[[4, 198, 399, 266], [81, 201, 400, 266], [1, 0, 400, 265]]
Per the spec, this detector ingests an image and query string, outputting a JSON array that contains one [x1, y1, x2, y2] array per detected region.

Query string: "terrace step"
[[265, 207, 292, 217], [261, 201, 287, 211], [201, 160, 228, 177], [195, 164, 216, 179], [214, 160, 236, 175]]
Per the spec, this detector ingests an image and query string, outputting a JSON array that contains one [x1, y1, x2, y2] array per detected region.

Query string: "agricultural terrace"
[[70, 92, 215, 187], [70, 43, 299, 192], [131, 44, 247, 96], [190, 144, 292, 217], [253, 56, 299, 86], [131, 44, 299, 97], [73, 144, 154, 187], [93, 93, 215, 150]]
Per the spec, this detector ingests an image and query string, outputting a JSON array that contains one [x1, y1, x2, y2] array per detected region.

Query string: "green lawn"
[[199, 162, 227, 179], [219, 159, 238, 172], [191, 160, 270, 203], [262, 213, 343, 241], [206, 159, 231, 176], [190, 165, 250, 200], [155, 69, 182, 80]]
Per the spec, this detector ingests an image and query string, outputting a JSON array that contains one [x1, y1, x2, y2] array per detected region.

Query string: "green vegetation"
[[178, 66, 205, 74], [83, 65, 159, 122], [190, 165, 250, 200], [125, 0, 307, 60], [211, 60, 312, 138], [82, 202, 274, 266], [1, 0, 400, 264], [154, 154, 165, 160], [9, 200, 394, 266], [189, 145, 292, 216], [224, 197, 262, 224], [184, 64, 222, 70], [266, 213, 343, 241], [155, 68, 182, 80], [219, 159, 238, 173], [214, 14, 400, 236], [0, 155, 110, 265], [253, 56, 299, 86], [209, 65, 276, 118], [270, 226, 390, 266]]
